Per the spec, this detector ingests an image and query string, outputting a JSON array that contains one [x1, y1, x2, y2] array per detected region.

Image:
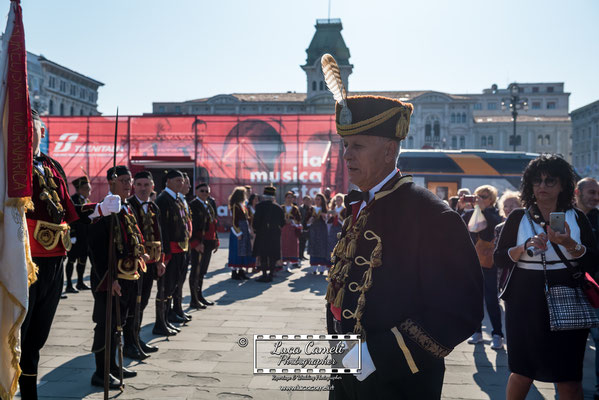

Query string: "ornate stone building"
[[151, 19, 571, 158], [571, 100, 599, 178]]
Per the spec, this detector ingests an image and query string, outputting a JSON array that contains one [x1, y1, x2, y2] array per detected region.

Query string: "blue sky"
[[4, 0, 598, 115]]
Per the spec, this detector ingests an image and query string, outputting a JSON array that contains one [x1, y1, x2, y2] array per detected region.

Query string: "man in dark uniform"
[[298, 195, 312, 260], [172, 172, 193, 320], [19, 110, 81, 399], [155, 170, 190, 331], [322, 56, 483, 399], [252, 186, 285, 282], [64, 176, 92, 293], [126, 171, 166, 358], [87, 165, 148, 388], [189, 182, 219, 308]]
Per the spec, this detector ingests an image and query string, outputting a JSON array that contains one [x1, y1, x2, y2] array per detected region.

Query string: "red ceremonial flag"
[[5, 0, 33, 198]]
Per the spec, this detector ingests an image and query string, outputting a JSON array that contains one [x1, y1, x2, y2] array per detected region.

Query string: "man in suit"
[[64, 176, 92, 293], [322, 57, 483, 399], [189, 183, 219, 308], [252, 186, 285, 282]]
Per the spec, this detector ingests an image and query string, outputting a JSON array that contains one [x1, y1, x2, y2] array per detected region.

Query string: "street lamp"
[[501, 83, 528, 152]]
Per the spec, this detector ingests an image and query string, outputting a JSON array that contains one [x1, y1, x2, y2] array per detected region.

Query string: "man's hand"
[[111, 280, 122, 296], [100, 195, 121, 215], [156, 262, 166, 277], [142, 253, 151, 263]]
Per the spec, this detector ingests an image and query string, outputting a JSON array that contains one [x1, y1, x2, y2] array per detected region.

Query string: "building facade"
[[571, 100, 599, 178], [0, 34, 104, 116], [151, 19, 571, 158]]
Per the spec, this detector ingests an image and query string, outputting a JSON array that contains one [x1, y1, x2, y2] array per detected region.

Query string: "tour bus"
[[397, 149, 539, 200]]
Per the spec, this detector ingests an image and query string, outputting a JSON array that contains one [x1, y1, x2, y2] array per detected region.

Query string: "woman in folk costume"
[[305, 193, 329, 274], [228, 187, 253, 279], [281, 191, 302, 270], [327, 193, 347, 268]]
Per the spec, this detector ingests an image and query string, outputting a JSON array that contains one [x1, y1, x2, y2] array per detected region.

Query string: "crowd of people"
[[447, 155, 599, 400], [225, 185, 348, 281]]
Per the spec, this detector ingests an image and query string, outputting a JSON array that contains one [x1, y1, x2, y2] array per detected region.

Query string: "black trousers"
[[20, 256, 64, 376], [162, 252, 185, 299], [330, 360, 445, 400], [259, 256, 277, 274], [140, 263, 156, 313], [91, 274, 136, 353], [299, 231, 308, 258], [189, 241, 216, 291]]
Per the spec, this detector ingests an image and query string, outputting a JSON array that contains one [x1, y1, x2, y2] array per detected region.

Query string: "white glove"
[[231, 227, 243, 237], [342, 342, 376, 381], [70, 237, 77, 244], [100, 194, 121, 215]]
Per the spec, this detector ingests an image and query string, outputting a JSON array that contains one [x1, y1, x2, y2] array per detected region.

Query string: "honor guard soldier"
[[19, 110, 81, 399], [87, 166, 148, 388], [64, 176, 92, 293], [155, 170, 190, 331], [173, 172, 193, 320], [321, 55, 483, 399], [126, 171, 166, 358], [252, 186, 285, 282], [189, 182, 219, 308]]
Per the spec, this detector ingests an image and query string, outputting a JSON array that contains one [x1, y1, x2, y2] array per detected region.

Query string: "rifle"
[[104, 109, 123, 398]]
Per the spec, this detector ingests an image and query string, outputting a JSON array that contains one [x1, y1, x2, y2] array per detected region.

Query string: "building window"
[[538, 135, 544, 145], [532, 101, 541, 109], [175, 106, 181, 113], [459, 136, 465, 148], [49, 99, 54, 114], [481, 136, 487, 146], [451, 136, 457, 148], [425, 123, 431, 137], [70, 85, 76, 96], [547, 86, 554, 93], [59, 81, 66, 92], [158, 106, 165, 113], [545, 135, 551, 145], [461, 113, 467, 123], [473, 103, 482, 110], [80, 109, 84, 116], [532, 87, 539, 93], [70, 106, 74, 116], [488, 136, 494, 146], [518, 87, 524, 93], [319, 81, 324, 91], [49, 76, 55, 88], [407, 136, 414, 149], [433, 121, 440, 137], [80, 88, 85, 99], [450, 113, 456, 123], [59, 103, 64, 115], [547, 102, 556, 109], [487, 103, 497, 110], [312, 81, 316, 91]]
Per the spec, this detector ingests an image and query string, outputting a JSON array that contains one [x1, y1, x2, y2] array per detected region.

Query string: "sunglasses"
[[478, 194, 490, 200], [531, 176, 558, 187], [198, 190, 208, 193]]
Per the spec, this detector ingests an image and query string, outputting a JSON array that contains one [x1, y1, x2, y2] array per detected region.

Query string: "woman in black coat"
[[494, 154, 598, 400]]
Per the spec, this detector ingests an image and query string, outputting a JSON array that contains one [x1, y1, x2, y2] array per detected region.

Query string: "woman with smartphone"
[[494, 154, 598, 400]]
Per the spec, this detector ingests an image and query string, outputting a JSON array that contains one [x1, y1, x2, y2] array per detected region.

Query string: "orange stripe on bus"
[[446, 154, 500, 176]]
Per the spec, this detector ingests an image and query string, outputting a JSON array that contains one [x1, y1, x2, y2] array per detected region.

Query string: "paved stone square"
[[17, 235, 599, 399]]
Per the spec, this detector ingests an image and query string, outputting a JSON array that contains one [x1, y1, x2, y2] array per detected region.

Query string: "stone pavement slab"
[[15, 234, 599, 399]]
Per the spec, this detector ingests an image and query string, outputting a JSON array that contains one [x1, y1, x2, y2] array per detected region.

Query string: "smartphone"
[[463, 195, 477, 204], [550, 212, 566, 234]]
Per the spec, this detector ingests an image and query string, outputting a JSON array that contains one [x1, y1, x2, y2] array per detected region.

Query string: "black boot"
[[110, 335, 137, 379], [140, 338, 158, 353], [165, 298, 183, 330], [189, 272, 205, 309], [152, 299, 176, 336], [91, 350, 121, 389], [64, 260, 78, 293], [76, 261, 90, 290], [18, 374, 37, 399], [123, 316, 148, 360], [231, 269, 241, 280], [174, 284, 192, 321], [238, 269, 250, 280], [256, 270, 272, 282], [198, 275, 214, 306]]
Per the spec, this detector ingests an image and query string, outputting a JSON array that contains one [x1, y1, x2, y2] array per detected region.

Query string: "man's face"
[[196, 185, 210, 201], [182, 178, 191, 195], [167, 177, 184, 193], [134, 178, 154, 201], [303, 197, 311, 207], [79, 183, 91, 199], [110, 173, 132, 200], [32, 122, 44, 155], [343, 135, 395, 191], [579, 181, 599, 211]]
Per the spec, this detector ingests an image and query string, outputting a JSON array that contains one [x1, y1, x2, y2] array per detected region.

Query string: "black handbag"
[[525, 211, 599, 331]]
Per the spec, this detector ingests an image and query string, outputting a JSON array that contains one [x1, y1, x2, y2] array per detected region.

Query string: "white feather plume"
[[321, 53, 347, 106]]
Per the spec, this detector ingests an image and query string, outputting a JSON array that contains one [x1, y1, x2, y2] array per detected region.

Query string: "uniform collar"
[[164, 187, 177, 199]]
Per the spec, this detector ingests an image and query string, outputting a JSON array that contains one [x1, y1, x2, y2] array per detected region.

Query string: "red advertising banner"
[[43, 115, 346, 219], [6, 0, 33, 198]]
